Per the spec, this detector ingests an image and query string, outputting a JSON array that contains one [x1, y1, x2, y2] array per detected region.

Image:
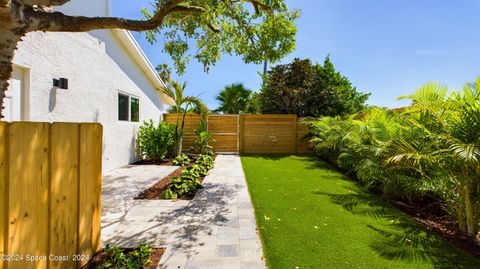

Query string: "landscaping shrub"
[[100, 242, 151, 269], [307, 78, 480, 237], [162, 154, 215, 199], [172, 154, 190, 167], [137, 120, 175, 161], [193, 131, 216, 156]]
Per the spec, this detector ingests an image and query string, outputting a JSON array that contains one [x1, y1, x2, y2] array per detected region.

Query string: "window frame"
[[118, 91, 140, 123]]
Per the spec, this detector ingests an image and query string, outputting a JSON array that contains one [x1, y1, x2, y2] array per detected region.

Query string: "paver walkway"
[[101, 155, 266, 269]]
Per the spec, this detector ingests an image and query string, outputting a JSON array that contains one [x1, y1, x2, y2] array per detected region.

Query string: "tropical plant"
[[194, 131, 216, 156], [215, 83, 252, 114], [307, 77, 480, 237], [161, 81, 208, 156], [260, 57, 370, 117], [137, 120, 176, 161], [172, 154, 190, 167]]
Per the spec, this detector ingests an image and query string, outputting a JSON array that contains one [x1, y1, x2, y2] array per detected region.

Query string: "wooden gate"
[[208, 115, 239, 152], [0, 122, 103, 269]]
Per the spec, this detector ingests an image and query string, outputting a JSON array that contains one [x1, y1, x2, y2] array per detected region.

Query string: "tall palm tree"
[[215, 83, 252, 114], [160, 81, 207, 156]]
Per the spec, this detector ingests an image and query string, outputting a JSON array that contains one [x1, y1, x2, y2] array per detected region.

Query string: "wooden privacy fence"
[[163, 114, 312, 154], [0, 122, 103, 269]]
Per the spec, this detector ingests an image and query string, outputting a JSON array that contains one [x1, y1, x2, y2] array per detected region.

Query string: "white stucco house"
[[1, 0, 173, 171]]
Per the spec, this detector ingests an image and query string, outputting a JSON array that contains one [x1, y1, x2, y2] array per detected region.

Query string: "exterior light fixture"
[[53, 78, 68, 89]]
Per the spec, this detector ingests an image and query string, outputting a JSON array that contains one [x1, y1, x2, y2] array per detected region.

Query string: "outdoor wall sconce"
[[53, 78, 68, 89]]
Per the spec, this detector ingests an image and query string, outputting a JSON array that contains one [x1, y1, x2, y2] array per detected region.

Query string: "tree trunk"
[[0, 26, 27, 119], [177, 106, 189, 156], [464, 185, 476, 236]]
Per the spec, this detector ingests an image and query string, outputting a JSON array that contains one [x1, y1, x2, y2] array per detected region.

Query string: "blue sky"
[[112, 0, 480, 109]]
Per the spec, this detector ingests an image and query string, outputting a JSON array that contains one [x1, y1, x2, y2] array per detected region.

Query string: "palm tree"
[[160, 81, 207, 156], [388, 80, 480, 236], [215, 83, 252, 114]]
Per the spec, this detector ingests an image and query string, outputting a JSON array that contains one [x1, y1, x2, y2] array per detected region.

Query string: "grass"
[[241, 155, 480, 269]]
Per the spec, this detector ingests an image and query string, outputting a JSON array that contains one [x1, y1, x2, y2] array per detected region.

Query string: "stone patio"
[[101, 155, 266, 269]]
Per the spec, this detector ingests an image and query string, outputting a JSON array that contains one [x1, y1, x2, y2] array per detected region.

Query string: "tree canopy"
[[0, 0, 299, 118], [260, 57, 371, 117]]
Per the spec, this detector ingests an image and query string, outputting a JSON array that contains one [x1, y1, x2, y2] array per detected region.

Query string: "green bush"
[[137, 120, 175, 161], [172, 154, 190, 166], [100, 242, 151, 269]]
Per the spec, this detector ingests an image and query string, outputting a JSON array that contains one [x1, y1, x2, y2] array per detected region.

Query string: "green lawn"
[[241, 155, 480, 269]]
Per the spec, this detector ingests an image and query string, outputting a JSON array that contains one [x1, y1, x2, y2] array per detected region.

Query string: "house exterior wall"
[[12, 31, 165, 172]]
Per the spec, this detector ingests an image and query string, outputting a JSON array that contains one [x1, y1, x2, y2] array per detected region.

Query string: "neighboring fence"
[[0, 122, 103, 269], [163, 114, 312, 154]]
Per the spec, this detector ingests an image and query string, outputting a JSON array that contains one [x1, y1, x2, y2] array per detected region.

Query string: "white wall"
[[12, 31, 164, 171]]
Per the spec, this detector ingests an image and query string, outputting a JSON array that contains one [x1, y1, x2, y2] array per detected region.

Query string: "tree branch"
[[22, 0, 70, 6], [26, 0, 213, 33]]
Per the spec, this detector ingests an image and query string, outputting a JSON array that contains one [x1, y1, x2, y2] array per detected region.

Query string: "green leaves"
[[144, 0, 299, 75], [215, 83, 252, 114], [137, 120, 176, 161], [172, 153, 191, 166], [162, 154, 214, 199], [260, 57, 370, 117], [101, 242, 152, 269]]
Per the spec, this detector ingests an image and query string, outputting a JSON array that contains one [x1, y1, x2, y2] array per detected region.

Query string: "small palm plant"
[[160, 81, 207, 156]]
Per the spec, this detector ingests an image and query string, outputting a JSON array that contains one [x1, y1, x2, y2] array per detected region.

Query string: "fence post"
[[239, 115, 244, 154]]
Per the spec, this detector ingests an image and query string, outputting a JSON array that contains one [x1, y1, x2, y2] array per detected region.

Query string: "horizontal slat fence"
[[163, 114, 312, 154], [0, 122, 103, 269]]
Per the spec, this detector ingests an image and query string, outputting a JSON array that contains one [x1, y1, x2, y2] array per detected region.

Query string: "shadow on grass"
[[315, 191, 478, 268]]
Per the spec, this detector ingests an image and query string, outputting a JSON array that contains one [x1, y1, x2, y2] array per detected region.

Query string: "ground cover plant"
[[241, 155, 480, 269], [84, 243, 164, 269], [137, 154, 215, 200], [307, 78, 480, 238]]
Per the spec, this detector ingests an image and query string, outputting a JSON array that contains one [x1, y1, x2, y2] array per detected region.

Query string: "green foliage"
[[215, 83, 252, 114], [161, 81, 208, 156], [194, 131, 216, 156], [195, 154, 215, 170], [162, 176, 203, 199], [142, 1, 299, 75], [100, 242, 152, 269], [245, 92, 262, 114], [162, 154, 214, 199], [137, 120, 176, 161], [260, 57, 370, 117], [172, 154, 190, 167], [307, 77, 480, 236]]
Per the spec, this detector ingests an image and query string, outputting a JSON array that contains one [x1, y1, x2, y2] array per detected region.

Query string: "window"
[[118, 93, 140, 122]]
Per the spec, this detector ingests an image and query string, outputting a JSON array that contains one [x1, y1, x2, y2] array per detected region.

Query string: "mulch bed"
[[392, 201, 480, 259], [82, 248, 165, 269]]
